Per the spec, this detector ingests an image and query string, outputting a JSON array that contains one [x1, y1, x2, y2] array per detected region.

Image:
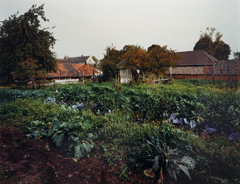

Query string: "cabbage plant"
[[144, 130, 196, 182]]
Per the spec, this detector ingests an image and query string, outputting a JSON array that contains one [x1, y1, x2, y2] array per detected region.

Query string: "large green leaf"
[[180, 156, 196, 170], [60, 122, 68, 129], [167, 166, 177, 181], [31, 120, 43, 127], [178, 165, 192, 180], [74, 145, 84, 159], [152, 155, 161, 172], [32, 131, 40, 140], [52, 131, 65, 147], [47, 128, 55, 137], [80, 142, 89, 155]]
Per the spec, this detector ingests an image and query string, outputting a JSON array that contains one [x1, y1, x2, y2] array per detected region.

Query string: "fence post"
[[237, 59, 239, 81], [220, 65, 223, 81], [204, 58, 207, 80], [211, 66, 214, 81], [228, 60, 230, 81]]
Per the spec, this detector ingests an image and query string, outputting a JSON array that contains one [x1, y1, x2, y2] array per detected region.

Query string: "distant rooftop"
[[176, 50, 217, 66]]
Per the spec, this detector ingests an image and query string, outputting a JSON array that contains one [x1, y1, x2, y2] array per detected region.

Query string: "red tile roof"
[[47, 63, 99, 78]]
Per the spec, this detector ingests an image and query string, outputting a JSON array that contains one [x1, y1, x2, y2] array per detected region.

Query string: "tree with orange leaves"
[[145, 44, 182, 76], [122, 45, 146, 72], [122, 44, 181, 76]]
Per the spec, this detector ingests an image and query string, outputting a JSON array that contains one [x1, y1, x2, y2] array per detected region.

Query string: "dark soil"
[[0, 125, 155, 184], [0, 125, 205, 184]]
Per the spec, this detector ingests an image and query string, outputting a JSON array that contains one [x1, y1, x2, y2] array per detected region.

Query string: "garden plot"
[[0, 80, 240, 184]]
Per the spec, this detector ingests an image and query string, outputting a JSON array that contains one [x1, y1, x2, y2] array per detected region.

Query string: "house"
[[59, 55, 96, 66], [47, 58, 99, 80], [169, 50, 218, 80]]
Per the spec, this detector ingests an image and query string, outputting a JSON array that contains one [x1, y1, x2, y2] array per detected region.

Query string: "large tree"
[[100, 44, 181, 81], [122, 45, 146, 72], [100, 45, 122, 81], [146, 45, 182, 76], [16, 57, 46, 89], [193, 27, 231, 60], [0, 4, 57, 78], [122, 44, 181, 76]]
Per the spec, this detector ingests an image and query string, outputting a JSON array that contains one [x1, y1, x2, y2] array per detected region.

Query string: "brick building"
[[170, 50, 240, 81]]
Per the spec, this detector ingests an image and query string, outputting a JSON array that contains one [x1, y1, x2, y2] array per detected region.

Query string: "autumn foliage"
[[122, 46, 146, 69], [145, 45, 182, 75], [100, 44, 181, 81], [122, 44, 181, 75]]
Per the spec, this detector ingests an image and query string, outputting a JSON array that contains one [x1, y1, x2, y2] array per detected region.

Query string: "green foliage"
[[0, 88, 52, 103], [25, 106, 102, 160], [193, 27, 231, 60], [118, 164, 131, 182], [0, 98, 57, 129], [0, 4, 57, 77], [145, 44, 182, 75], [16, 57, 46, 84], [1, 81, 240, 183], [145, 129, 196, 181], [188, 134, 240, 182], [100, 45, 122, 81]]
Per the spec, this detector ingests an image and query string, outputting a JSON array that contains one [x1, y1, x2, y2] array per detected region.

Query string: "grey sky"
[[0, 0, 239, 60]]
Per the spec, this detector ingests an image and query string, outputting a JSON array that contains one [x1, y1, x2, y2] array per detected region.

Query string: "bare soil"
[[0, 125, 155, 184], [0, 125, 205, 184]]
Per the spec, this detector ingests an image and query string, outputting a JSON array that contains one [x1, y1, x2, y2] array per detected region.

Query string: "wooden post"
[[228, 60, 230, 81], [204, 58, 207, 80], [211, 66, 214, 81], [237, 58, 239, 81], [220, 66, 223, 81]]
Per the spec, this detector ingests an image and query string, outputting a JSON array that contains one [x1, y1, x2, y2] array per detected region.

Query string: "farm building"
[[60, 55, 96, 67], [46, 56, 99, 80], [205, 60, 240, 81], [170, 50, 240, 81], [47, 63, 99, 80], [169, 50, 217, 80]]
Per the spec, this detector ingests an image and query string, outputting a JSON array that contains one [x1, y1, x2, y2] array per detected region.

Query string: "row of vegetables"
[[1, 83, 240, 138], [1, 82, 240, 182]]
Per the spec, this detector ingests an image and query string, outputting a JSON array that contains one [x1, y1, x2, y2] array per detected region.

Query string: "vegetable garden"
[[0, 79, 240, 184]]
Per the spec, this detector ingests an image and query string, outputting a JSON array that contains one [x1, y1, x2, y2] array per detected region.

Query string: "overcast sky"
[[0, 0, 239, 60]]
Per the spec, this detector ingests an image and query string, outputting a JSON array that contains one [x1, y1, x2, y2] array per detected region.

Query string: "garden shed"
[[116, 60, 133, 83]]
